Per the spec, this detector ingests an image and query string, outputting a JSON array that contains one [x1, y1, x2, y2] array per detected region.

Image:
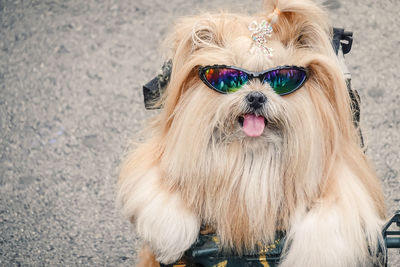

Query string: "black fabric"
[[332, 27, 353, 55], [143, 60, 172, 109], [143, 77, 162, 109], [160, 232, 285, 267]]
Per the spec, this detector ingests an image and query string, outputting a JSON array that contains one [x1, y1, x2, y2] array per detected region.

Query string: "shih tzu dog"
[[117, 0, 386, 266]]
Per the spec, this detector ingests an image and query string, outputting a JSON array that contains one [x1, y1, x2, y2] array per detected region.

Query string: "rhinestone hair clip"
[[248, 8, 281, 57]]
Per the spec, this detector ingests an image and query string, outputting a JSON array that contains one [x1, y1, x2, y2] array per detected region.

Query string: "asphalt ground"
[[0, 0, 399, 266]]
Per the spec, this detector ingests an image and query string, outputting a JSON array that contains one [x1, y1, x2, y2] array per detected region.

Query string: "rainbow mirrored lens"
[[263, 68, 307, 95], [204, 68, 249, 93], [200, 65, 307, 95]]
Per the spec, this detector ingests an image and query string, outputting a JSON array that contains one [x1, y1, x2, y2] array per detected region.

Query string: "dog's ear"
[[307, 56, 354, 136], [159, 16, 224, 132], [264, 0, 333, 55]]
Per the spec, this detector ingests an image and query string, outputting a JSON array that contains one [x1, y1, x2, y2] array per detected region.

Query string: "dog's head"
[[157, 0, 356, 172]]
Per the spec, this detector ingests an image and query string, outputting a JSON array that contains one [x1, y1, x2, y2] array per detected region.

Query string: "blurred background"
[[0, 0, 399, 265]]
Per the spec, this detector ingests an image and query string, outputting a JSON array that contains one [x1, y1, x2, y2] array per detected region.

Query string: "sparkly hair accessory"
[[248, 20, 274, 57], [248, 8, 281, 57]]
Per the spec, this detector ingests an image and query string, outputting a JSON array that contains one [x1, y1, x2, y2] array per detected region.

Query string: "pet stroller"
[[142, 28, 400, 267]]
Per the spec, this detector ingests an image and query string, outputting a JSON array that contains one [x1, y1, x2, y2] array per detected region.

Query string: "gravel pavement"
[[1, 0, 399, 266]]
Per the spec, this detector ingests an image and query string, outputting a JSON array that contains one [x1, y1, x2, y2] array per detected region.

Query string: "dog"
[[117, 0, 386, 266]]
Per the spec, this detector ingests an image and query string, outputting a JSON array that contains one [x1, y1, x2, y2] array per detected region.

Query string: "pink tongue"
[[242, 114, 265, 137]]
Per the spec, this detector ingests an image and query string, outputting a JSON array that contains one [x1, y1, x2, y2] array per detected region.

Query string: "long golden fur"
[[118, 0, 386, 266]]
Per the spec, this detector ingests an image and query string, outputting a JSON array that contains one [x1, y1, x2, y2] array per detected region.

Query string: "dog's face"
[[154, 3, 359, 249], [173, 37, 310, 148]]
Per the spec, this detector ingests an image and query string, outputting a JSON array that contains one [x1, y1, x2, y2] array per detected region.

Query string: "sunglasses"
[[198, 65, 308, 96]]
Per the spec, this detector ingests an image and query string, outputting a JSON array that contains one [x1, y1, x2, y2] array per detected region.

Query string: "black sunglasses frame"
[[198, 65, 309, 96]]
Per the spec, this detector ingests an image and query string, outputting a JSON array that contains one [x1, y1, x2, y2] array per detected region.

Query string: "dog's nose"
[[246, 91, 267, 109]]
